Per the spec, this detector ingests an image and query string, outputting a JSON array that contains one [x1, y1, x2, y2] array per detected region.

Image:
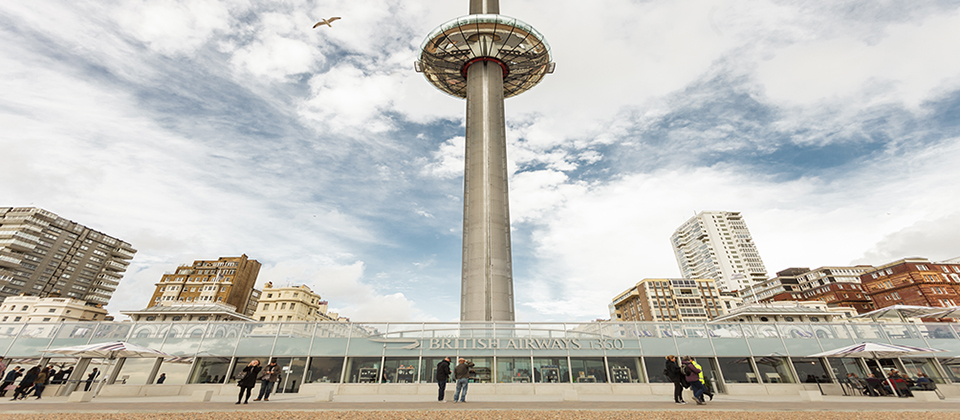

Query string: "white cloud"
[[757, 9, 960, 108], [230, 13, 320, 80], [514, 138, 960, 320], [113, 0, 233, 55]]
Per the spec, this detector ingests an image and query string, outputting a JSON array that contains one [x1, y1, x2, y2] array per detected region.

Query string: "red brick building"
[[860, 258, 960, 311], [770, 282, 874, 313]]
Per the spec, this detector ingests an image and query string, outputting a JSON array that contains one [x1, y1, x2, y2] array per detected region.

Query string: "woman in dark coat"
[[665, 355, 686, 404], [237, 360, 261, 404], [12, 366, 39, 400]]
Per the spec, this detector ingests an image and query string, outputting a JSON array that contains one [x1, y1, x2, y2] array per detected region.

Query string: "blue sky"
[[2, 0, 959, 322]]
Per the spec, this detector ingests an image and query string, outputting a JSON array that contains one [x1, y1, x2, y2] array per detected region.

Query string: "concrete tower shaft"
[[461, 59, 514, 321], [417, 1, 553, 322], [470, 0, 499, 14]]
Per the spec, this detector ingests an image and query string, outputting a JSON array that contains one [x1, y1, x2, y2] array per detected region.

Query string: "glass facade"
[[5, 321, 960, 390]]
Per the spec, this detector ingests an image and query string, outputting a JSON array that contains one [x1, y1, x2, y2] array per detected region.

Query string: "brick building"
[[146, 254, 261, 316], [860, 257, 960, 311]]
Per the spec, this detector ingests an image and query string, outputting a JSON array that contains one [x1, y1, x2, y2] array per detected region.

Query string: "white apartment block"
[[252, 283, 343, 322], [671, 211, 767, 293], [0, 295, 108, 323], [0, 207, 136, 306]]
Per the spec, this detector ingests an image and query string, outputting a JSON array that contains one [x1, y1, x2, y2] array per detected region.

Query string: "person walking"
[[254, 360, 280, 401], [435, 357, 452, 402], [453, 358, 475, 403], [32, 366, 49, 399], [156, 373, 166, 384], [236, 360, 261, 404], [1, 366, 21, 398], [690, 356, 713, 401], [83, 367, 99, 391], [682, 356, 705, 405], [664, 355, 686, 404], [12, 366, 39, 400]]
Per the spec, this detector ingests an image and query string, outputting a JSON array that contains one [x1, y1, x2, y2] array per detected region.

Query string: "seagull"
[[313, 17, 341, 28]]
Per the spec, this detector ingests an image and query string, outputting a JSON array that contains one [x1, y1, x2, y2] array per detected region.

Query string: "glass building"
[[3, 321, 959, 398]]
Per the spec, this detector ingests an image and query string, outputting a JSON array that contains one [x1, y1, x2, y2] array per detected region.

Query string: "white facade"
[[671, 211, 767, 293], [252, 283, 341, 322], [0, 295, 107, 323]]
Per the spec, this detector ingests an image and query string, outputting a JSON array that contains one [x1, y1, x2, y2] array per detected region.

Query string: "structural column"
[[461, 0, 514, 322]]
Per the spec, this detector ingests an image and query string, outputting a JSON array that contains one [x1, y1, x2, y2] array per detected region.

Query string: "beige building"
[[711, 301, 858, 323], [0, 207, 137, 306], [611, 278, 733, 322], [253, 283, 342, 322], [147, 255, 261, 316], [0, 295, 108, 323]]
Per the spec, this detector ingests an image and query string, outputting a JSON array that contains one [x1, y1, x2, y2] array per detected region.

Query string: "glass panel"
[[829, 358, 867, 381], [496, 356, 533, 383], [160, 323, 206, 356], [420, 357, 452, 384], [344, 357, 381, 383], [754, 356, 795, 383], [231, 357, 268, 382], [5, 324, 58, 357], [880, 324, 921, 340], [644, 356, 673, 383], [271, 357, 307, 393], [900, 358, 946, 384], [607, 357, 642, 383], [114, 358, 158, 385], [310, 323, 349, 356], [570, 357, 606, 383], [156, 357, 194, 385], [463, 357, 492, 383], [918, 324, 957, 340], [849, 324, 885, 341], [239, 323, 279, 355], [92, 323, 132, 341], [304, 357, 344, 384], [791, 357, 830, 383], [197, 323, 240, 357], [273, 323, 313, 356], [717, 357, 757, 383], [381, 357, 420, 383], [188, 356, 232, 384], [939, 358, 960, 383], [533, 357, 569, 383], [47, 322, 92, 348]]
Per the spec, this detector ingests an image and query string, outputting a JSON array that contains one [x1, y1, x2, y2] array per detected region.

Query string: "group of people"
[[846, 370, 935, 397], [664, 355, 715, 405], [0, 356, 102, 402], [435, 357, 475, 403], [235, 359, 282, 404]]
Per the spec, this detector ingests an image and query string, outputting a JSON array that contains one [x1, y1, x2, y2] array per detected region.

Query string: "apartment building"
[[252, 283, 342, 322], [146, 254, 261, 316], [670, 211, 767, 292], [611, 278, 734, 322], [860, 257, 960, 310], [0, 295, 108, 323], [0, 207, 136, 306]]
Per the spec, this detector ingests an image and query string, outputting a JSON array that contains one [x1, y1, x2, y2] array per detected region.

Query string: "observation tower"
[[416, 0, 554, 321]]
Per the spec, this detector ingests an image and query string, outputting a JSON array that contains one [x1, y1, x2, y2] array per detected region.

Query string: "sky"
[[2, 0, 960, 323]]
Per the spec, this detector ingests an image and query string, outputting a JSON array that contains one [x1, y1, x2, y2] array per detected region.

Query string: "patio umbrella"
[[809, 342, 946, 397], [42, 341, 170, 396]]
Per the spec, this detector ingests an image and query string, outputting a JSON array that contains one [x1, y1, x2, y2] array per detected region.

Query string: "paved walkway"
[[1, 393, 960, 414]]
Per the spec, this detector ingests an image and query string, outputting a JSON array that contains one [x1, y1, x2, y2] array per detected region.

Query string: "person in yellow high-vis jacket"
[[691, 357, 714, 401]]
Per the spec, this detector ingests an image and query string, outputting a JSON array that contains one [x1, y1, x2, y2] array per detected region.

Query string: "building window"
[[917, 265, 928, 271]]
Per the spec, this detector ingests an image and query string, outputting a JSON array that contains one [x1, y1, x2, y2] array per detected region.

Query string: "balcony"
[[0, 238, 37, 252], [111, 247, 136, 259], [105, 260, 128, 272], [0, 253, 21, 268]]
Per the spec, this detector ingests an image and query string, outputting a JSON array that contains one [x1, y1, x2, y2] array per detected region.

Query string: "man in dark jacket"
[[1, 366, 21, 397], [664, 355, 685, 404], [436, 357, 452, 402], [254, 360, 280, 401], [453, 358, 475, 403]]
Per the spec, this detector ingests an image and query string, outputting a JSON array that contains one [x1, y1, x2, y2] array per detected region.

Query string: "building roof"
[[711, 303, 839, 323], [121, 303, 254, 321]]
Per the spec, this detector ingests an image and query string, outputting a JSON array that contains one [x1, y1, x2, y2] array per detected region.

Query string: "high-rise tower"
[[670, 211, 768, 293], [417, 0, 554, 321]]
